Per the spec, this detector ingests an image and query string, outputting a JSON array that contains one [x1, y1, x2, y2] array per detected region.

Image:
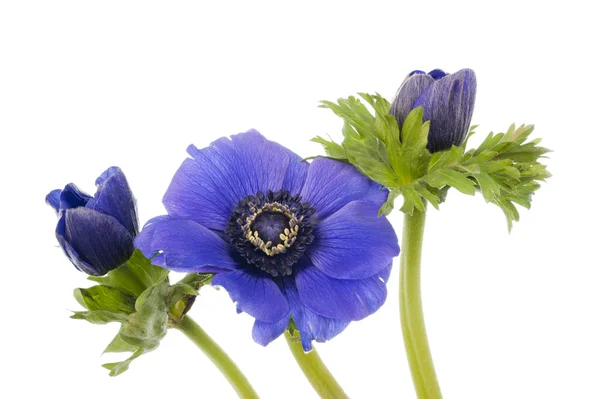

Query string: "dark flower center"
[[226, 190, 315, 277]]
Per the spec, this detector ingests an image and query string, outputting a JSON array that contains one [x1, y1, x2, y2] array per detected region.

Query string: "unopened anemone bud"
[[46, 167, 139, 276], [391, 68, 477, 153]]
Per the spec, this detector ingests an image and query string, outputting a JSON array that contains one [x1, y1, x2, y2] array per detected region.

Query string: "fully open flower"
[[135, 130, 399, 350], [46, 167, 139, 276], [391, 68, 477, 153]]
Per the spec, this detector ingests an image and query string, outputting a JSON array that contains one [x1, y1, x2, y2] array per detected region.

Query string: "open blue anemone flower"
[[135, 130, 400, 350], [46, 167, 138, 276], [391, 68, 477, 153]]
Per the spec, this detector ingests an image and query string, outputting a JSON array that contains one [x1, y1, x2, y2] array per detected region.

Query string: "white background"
[[1, 1, 598, 398]]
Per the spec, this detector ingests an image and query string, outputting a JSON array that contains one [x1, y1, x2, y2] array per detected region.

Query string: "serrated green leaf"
[[423, 168, 476, 195], [102, 347, 144, 377], [70, 310, 129, 324], [415, 184, 441, 209], [88, 250, 169, 297], [397, 107, 431, 183], [471, 172, 501, 202], [379, 190, 400, 217], [104, 331, 139, 354], [311, 136, 347, 159], [429, 145, 464, 172], [399, 187, 425, 215], [74, 286, 136, 314]]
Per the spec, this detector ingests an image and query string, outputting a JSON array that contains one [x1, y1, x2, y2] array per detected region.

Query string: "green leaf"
[[104, 332, 139, 354], [88, 250, 169, 297], [471, 172, 501, 202], [379, 190, 400, 217], [102, 348, 145, 377], [311, 136, 347, 159], [398, 108, 432, 184], [70, 310, 129, 324], [100, 282, 173, 377], [74, 285, 136, 314], [423, 168, 476, 195], [314, 92, 550, 227]]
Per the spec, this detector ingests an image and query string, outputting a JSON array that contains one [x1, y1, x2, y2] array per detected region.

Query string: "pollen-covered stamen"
[[226, 190, 315, 277], [242, 204, 300, 256]]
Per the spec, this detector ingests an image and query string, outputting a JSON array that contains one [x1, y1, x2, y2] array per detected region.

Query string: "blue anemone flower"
[[46, 167, 138, 276], [391, 68, 477, 153], [135, 130, 400, 350]]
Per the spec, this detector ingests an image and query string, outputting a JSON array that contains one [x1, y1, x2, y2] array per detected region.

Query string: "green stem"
[[285, 331, 349, 399], [400, 210, 442, 399], [175, 316, 259, 399]]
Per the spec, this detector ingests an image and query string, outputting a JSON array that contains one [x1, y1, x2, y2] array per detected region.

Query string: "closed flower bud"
[[391, 68, 477, 152], [46, 167, 139, 276]]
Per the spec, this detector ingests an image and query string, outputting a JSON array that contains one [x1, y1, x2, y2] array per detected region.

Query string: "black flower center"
[[226, 190, 315, 277]]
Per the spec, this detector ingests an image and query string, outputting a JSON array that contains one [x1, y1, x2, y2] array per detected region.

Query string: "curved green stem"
[[400, 210, 442, 399], [175, 316, 259, 399], [285, 331, 349, 399]]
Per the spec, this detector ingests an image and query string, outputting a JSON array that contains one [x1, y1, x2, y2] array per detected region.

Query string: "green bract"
[[71, 250, 212, 376], [313, 93, 551, 230]]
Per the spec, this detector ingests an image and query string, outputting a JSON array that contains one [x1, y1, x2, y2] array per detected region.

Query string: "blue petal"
[[409, 70, 426, 76], [281, 277, 313, 351], [134, 216, 240, 273], [279, 146, 309, 194], [390, 73, 435, 134], [304, 307, 350, 344], [86, 167, 138, 237], [59, 183, 92, 210], [281, 277, 350, 351], [46, 189, 61, 213], [252, 316, 290, 346], [428, 69, 447, 80], [295, 259, 388, 321], [307, 200, 399, 279], [163, 130, 292, 231], [414, 68, 477, 152], [58, 208, 134, 276], [378, 261, 393, 283], [212, 269, 290, 322], [299, 157, 387, 220]]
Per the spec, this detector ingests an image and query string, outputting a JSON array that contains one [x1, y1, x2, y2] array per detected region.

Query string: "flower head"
[[391, 68, 477, 152], [135, 130, 399, 350], [46, 167, 138, 276]]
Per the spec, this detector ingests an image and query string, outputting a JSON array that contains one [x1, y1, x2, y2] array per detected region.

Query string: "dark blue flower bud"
[[46, 167, 138, 276], [391, 68, 477, 152]]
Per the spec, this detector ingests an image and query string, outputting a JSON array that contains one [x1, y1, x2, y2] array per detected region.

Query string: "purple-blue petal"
[[212, 269, 290, 323], [281, 277, 313, 351], [59, 183, 92, 210], [46, 189, 61, 213], [409, 70, 426, 76], [162, 130, 292, 231], [304, 307, 350, 344], [279, 146, 309, 194], [86, 167, 138, 237], [295, 259, 388, 321], [134, 216, 240, 273], [390, 73, 435, 135], [299, 157, 387, 220], [58, 208, 134, 276], [252, 316, 290, 347], [378, 261, 393, 283], [428, 69, 448, 80], [414, 68, 477, 152], [281, 277, 350, 351], [307, 200, 399, 279]]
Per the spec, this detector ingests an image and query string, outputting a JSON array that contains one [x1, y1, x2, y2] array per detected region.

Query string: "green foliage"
[[88, 250, 169, 297], [315, 94, 551, 230], [72, 250, 212, 376]]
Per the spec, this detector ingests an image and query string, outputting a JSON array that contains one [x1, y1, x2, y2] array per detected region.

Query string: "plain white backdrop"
[[1, 1, 598, 398]]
